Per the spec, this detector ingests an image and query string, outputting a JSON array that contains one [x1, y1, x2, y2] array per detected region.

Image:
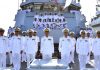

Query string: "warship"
[[14, 0, 86, 43], [6, 0, 98, 70], [91, 0, 100, 31]]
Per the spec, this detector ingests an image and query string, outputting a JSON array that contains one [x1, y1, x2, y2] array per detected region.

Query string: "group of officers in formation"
[[33, 13, 67, 29], [34, 13, 65, 23], [0, 27, 100, 70]]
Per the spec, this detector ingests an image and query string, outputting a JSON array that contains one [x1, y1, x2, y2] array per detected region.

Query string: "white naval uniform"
[[11, 36, 22, 70], [70, 37, 76, 63], [33, 36, 40, 47], [40, 15, 44, 23], [92, 38, 100, 70], [0, 36, 8, 69], [59, 36, 73, 65], [41, 36, 54, 59], [8, 37, 13, 65], [21, 36, 27, 62], [34, 15, 39, 22], [76, 37, 90, 70], [86, 37, 93, 63], [25, 36, 37, 68]]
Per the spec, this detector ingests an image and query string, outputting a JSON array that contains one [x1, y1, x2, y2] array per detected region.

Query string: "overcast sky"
[[0, 0, 97, 35]]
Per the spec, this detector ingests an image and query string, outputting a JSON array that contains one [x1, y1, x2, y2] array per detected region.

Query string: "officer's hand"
[[20, 50, 23, 54], [10, 51, 12, 53], [87, 53, 90, 56], [6, 52, 9, 55], [70, 52, 72, 55]]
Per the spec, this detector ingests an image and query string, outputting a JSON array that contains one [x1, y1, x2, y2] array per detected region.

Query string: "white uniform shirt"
[[41, 36, 54, 54], [92, 38, 100, 55], [25, 36, 37, 54], [33, 36, 40, 42], [76, 37, 90, 55], [8, 37, 13, 52], [86, 37, 93, 51], [59, 36, 73, 55], [39, 15, 43, 22], [34, 15, 39, 22], [43, 15, 48, 22], [70, 37, 76, 51], [54, 15, 59, 22], [0, 36, 8, 53], [33, 36, 40, 48], [58, 15, 64, 22], [11, 36, 22, 54], [21, 36, 27, 51]]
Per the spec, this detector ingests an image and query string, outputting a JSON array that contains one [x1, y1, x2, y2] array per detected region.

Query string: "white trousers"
[[9, 52, 13, 64], [12, 53, 21, 70], [0, 53, 6, 69], [61, 54, 70, 66], [94, 55, 100, 70], [79, 55, 87, 70], [21, 52, 27, 62], [86, 53, 90, 63], [70, 51, 75, 63], [26, 53, 35, 68]]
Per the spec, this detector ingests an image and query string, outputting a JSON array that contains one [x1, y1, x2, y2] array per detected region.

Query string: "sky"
[[0, 0, 97, 35]]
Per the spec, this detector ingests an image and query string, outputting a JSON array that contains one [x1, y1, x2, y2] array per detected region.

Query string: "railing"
[[21, 0, 66, 6]]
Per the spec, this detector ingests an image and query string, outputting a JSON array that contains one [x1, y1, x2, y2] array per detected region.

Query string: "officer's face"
[[70, 33, 74, 37], [87, 33, 90, 37], [64, 32, 68, 37], [11, 33, 14, 37], [45, 31, 49, 37], [28, 32, 33, 37], [22, 33, 26, 36], [0, 31, 4, 36], [81, 32, 85, 38], [33, 32, 36, 36], [15, 31, 20, 36]]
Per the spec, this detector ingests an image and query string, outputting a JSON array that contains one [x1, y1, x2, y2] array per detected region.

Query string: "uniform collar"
[[63, 36, 70, 38]]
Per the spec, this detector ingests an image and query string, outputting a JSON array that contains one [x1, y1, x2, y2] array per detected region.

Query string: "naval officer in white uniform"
[[11, 28, 22, 70], [86, 31, 93, 64], [69, 32, 76, 63], [21, 31, 27, 62], [76, 30, 90, 70], [41, 28, 54, 59], [92, 31, 100, 70], [25, 29, 38, 68], [33, 30, 40, 48], [8, 31, 15, 66], [59, 28, 73, 66], [0, 28, 8, 69]]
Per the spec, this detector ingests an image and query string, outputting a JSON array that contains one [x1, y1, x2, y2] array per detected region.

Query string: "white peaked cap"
[[62, 28, 69, 33], [15, 27, 21, 31], [43, 28, 50, 32], [80, 30, 86, 34], [69, 31, 75, 34], [27, 29, 34, 33]]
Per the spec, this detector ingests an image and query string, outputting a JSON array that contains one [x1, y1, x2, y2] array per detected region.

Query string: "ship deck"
[[4, 52, 96, 70]]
